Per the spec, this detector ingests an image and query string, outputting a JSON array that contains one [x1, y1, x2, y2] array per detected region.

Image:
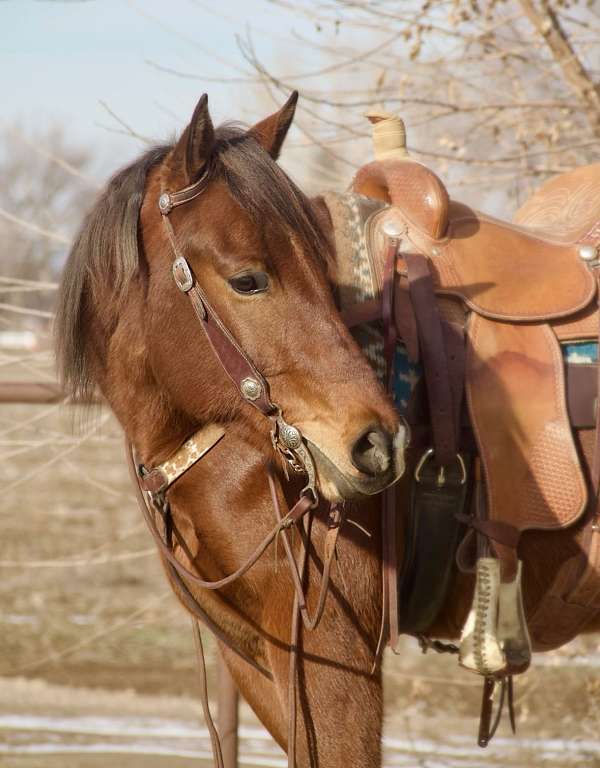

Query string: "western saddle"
[[334, 113, 600, 743]]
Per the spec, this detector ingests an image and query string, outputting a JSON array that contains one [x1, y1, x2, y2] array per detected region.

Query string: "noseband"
[[127, 167, 343, 768]]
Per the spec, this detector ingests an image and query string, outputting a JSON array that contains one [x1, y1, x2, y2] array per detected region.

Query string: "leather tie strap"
[[455, 513, 521, 550], [478, 675, 515, 748], [405, 252, 460, 467], [382, 239, 399, 386], [381, 236, 400, 650], [456, 511, 521, 582]]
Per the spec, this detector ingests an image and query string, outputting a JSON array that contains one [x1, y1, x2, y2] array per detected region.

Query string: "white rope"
[[0, 547, 155, 569]]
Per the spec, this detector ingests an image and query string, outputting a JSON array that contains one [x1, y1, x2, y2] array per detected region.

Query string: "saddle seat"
[[513, 163, 600, 244]]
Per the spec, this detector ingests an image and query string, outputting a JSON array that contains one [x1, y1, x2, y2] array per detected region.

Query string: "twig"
[[97, 101, 155, 145], [0, 302, 54, 319], [5, 591, 171, 675], [0, 548, 155, 569]]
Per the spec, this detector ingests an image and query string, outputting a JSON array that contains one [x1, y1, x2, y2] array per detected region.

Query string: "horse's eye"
[[228, 272, 269, 295]]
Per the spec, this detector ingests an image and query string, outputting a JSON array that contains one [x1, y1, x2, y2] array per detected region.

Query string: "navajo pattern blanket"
[[324, 191, 422, 414]]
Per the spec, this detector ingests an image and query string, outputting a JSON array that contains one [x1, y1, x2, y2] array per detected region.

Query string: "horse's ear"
[[172, 94, 215, 184], [248, 91, 298, 160]]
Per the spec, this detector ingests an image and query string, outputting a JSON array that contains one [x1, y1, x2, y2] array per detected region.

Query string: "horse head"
[[56, 93, 406, 501]]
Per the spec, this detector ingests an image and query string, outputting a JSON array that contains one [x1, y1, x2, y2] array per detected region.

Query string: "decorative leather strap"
[[141, 424, 225, 494]]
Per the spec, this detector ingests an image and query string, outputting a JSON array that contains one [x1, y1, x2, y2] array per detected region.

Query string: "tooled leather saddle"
[[325, 115, 600, 742]]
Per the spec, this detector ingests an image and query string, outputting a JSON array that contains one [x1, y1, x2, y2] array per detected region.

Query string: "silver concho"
[[158, 192, 172, 214], [578, 244, 598, 262], [240, 377, 262, 401], [279, 423, 302, 450], [382, 218, 405, 238]]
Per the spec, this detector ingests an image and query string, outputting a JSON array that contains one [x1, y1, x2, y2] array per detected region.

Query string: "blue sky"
[[2, 0, 325, 176]]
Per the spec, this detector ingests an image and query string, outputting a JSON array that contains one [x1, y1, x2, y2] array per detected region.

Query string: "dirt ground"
[[2, 352, 600, 766]]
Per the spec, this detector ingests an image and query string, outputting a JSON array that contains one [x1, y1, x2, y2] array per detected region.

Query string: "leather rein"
[[127, 168, 344, 768]]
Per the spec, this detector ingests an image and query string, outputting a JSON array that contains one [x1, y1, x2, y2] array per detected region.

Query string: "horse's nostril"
[[351, 427, 393, 477]]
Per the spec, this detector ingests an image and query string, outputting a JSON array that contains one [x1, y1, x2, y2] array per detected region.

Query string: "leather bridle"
[[158, 170, 319, 502], [127, 167, 345, 767]]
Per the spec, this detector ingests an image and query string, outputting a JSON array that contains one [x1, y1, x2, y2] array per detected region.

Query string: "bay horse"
[[55, 92, 406, 767], [55, 90, 600, 765]]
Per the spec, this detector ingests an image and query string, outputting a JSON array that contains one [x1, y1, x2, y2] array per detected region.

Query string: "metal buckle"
[[172, 257, 194, 293], [415, 448, 467, 488]]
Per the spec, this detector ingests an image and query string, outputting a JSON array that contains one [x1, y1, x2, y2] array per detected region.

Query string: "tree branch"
[[519, 0, 600, 136]]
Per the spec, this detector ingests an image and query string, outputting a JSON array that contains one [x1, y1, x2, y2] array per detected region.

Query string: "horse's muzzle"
[[306, 422, 408, 501]]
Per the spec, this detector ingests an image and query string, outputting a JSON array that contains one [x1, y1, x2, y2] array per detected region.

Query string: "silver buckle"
[[415, 448, 467, 488], [172, 257, 194, 292]]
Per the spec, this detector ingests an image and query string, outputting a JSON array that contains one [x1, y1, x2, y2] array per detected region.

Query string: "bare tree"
[[0, 124, 94, 322], [236, 0, 600, 211]]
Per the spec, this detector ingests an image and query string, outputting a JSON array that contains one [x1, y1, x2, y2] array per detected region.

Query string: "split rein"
[[126, 169, 344, 768]]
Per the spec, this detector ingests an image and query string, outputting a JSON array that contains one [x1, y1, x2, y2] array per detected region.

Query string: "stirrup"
[[459, 558, 531, 676]]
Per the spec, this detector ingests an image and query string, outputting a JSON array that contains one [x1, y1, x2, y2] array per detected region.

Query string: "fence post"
[[217, 655, 239, 768]]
